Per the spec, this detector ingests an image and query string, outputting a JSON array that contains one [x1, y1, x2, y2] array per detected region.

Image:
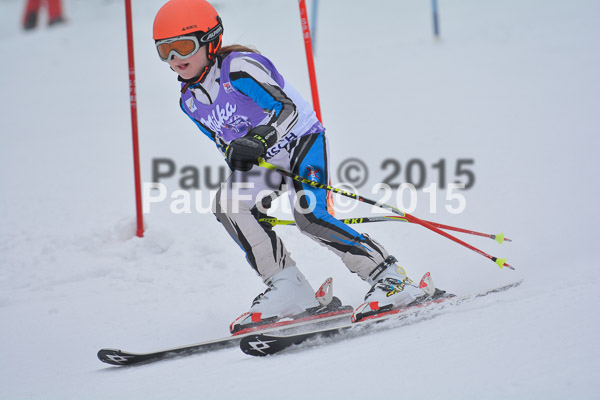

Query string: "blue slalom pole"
[[310, 0, 319, 53], [432, 0, 440, 38]]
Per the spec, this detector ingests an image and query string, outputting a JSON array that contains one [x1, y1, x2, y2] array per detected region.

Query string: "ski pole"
[[259, 215, 511, 244], [257, 158, 514, 270]]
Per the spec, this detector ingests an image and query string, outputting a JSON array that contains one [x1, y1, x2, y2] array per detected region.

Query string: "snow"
[[1, 0, 599, 398]]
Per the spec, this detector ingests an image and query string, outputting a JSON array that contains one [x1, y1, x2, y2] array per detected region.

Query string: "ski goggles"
[[155, 35, 202, 62], [155, 18, 223, 62]]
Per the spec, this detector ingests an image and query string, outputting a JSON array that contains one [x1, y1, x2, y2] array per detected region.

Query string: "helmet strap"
[[178, 47, 214, 93], [179, 65, 210, 93], [177, 17, 223, 93]]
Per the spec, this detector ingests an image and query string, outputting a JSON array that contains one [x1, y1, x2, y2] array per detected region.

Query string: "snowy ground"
[[1, 0, 599, 399]]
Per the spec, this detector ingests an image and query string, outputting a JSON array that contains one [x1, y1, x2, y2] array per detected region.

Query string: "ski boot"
[[230, 266, 350, 334], [351, 256, 453, 322]]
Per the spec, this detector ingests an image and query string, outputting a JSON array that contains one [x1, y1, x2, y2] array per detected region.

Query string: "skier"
[[152, 0, 444, 330]]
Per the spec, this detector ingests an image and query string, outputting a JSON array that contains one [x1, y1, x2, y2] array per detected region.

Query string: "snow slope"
[[1, 0, 599, 398]]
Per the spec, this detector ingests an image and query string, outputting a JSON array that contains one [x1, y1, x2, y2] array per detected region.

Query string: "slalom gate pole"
[[310, 0, 319, 54], [258, 158, 514, 270], [432, 0, 440, 38], [259, 215, 511, 244], [124, 0, 144, 237], [298, 0, 336, 216], [298, 0, 322, 121]]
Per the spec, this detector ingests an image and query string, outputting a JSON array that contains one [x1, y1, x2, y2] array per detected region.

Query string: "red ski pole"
[[259, 215, 511, 244], [258, 158, 514, 270]]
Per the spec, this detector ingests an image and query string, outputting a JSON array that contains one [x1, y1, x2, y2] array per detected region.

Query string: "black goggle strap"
[[199, 16, 223, 45], [204, 16, 223, 62]]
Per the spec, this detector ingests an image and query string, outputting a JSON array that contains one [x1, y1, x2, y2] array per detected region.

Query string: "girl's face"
[[167, 46, 209, 80]]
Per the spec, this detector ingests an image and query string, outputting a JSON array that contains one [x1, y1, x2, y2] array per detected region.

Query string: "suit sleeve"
[[228, 56, 298, 140]]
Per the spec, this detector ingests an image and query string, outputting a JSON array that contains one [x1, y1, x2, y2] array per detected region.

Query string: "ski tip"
[[240, 334, 277, 357], [97, 349, 131, 366]]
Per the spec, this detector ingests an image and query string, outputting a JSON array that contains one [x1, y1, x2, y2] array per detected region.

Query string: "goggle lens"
[[156, 37, 200, 61]]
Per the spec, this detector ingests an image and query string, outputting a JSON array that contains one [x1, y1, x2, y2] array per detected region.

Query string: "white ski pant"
[[213, 133, 391, 282]]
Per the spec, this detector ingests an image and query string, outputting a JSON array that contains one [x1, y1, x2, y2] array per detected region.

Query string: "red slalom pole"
[[124, 0, 144, 238], [298, 0, 336, 215], [298, 0, 322, 122]]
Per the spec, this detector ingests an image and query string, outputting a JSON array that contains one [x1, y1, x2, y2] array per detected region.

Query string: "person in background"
[[23, 0, 65, 30]]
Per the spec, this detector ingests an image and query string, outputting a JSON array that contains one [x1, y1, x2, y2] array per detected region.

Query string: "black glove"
[[225, 125, 278, 171]]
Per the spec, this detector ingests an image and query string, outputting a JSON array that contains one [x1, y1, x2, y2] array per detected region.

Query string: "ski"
[[97, 308, 353, 366], [239, 280, 524, 356]]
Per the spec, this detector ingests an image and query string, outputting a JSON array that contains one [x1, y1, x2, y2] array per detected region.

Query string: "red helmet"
[[153, 0, 223, 63]]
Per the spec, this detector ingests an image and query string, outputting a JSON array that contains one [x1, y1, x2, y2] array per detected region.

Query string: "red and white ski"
[[97, 308, 353, 366], [98, 277, 352, 366], [239, 280, 524, 357]]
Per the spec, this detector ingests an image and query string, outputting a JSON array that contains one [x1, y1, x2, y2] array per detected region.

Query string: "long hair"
[[217, 44, 260, 58], [179, 44, 261, 92]]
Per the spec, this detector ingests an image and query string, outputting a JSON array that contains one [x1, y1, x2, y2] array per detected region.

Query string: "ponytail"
[[217, 44, 260, 58]]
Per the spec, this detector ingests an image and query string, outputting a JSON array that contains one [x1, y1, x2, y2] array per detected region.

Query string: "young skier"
[[153, 0, 444, 330]]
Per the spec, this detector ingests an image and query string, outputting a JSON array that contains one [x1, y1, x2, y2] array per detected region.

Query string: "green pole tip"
[[495, 258, 507, 269], [495, 233, 505, 244]]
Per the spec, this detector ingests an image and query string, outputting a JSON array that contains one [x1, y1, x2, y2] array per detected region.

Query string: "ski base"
[[240, 280, 523, 357], [97, 308, 353, 366]]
